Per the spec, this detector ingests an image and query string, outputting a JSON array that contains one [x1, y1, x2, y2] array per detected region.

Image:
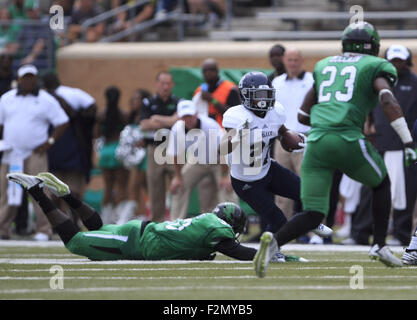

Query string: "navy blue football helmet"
[[238, 71, 275, 112]]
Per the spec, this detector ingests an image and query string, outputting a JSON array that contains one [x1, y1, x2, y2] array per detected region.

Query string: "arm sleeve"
[[214, 238, 257, 261], [374, 61, 397, 88]]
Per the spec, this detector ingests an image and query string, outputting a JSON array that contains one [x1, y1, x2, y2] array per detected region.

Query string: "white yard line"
[[2, 275, 417, 281], [2, 285, 417, 295], [0, 240, 405, 253]]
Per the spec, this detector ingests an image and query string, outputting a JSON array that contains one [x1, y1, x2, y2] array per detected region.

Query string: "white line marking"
[[2, 275, 417, 281], [3, 285, 417, 295], [0, 241, 405, 253]]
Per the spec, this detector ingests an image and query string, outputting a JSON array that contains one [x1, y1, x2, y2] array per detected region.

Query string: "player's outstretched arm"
[[298, 86, 317, 126], [214, 238, 257, 261]]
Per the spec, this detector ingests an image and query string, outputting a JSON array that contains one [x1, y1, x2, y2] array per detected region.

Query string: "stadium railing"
[[255, 10, 417, 31], [81, 0, 205, 43], [0, 19, 60, 73]]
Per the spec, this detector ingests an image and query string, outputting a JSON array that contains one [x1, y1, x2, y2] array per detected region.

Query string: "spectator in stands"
[[0, 54, 14, 97], [187, 0, 225, 28], [267, 43, 286, 83], [139, 71, 179, 222], [272, 48, 313, 220], [169, 100, 224, 220], [0, 64, 69, 240], [0, 8, 20, 53], [52, 0, 75, 17], [69, 0, 105, 43], [42, 72, 97, 225], [8, 0, 40, 21], [7, 7, 55, 74], [109, 0, 157, 36], [96, 86, 129, 224]]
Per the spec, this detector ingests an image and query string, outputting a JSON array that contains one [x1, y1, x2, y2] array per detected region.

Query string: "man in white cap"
[[168, 100, 225, 220], [0, 64, 69, 240]]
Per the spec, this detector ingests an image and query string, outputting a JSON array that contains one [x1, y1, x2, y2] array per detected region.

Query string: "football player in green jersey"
[[7, 171, 283, 262], [255, 22, 417, 274]]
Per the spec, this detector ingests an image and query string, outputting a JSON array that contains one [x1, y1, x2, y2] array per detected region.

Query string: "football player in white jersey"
[[220, 72, 331, 263]]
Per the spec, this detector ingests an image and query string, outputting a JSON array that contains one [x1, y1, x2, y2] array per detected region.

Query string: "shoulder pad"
[[222, 105, 253, 129]]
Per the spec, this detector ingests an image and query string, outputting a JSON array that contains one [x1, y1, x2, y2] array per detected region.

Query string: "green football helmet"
[[213, 202, 247, 237], [342, 21, 380, 56]]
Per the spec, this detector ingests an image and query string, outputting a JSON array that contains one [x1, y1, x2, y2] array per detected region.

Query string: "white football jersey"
[[222, 103, 286, 181]]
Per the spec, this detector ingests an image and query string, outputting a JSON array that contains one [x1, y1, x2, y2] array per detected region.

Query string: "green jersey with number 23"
[[309, 53, 397, 142]]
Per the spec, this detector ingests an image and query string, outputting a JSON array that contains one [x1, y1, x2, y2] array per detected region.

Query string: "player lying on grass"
[[7, 172, 306, 262]]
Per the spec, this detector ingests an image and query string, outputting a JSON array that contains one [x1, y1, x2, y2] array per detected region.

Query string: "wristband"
[[298, 109, 310, 118], [390, 117, 413, 144], [378, 88, 393, 103]]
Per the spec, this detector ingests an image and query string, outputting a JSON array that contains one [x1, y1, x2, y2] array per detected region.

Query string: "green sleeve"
[[373, 60, 397, 88]]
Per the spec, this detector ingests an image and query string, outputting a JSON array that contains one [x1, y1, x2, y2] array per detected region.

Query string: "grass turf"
[[1, 243, 417, 300]]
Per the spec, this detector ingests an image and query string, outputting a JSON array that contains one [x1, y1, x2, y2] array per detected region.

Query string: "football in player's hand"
[[280, 130, 305, 152]]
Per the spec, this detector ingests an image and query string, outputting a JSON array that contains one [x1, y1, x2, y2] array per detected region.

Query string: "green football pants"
[[65, 220, 144, 261], [301, 133, 387, 215]]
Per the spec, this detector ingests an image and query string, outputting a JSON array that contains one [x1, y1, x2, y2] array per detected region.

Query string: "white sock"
[[408, 235, 417, 251]]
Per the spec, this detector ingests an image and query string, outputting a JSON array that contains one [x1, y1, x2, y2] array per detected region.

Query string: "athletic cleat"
[[313, 223, 333, 238], [284, 254, 309, 263], [253, 231, 278, 278], [270, 250, 286, 263], [7, 172, 44, 190], [368, 244, 379, 260], [369, 244, 402, 267], [36, 172, 70, 197], [402, 249, 417, 265]]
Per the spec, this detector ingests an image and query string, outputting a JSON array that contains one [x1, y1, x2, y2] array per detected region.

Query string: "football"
[[280, 130, 305, 152]]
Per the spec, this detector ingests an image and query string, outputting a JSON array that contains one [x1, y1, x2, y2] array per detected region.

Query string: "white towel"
[[7, 154, 24, 206], [384, 150, 406, 210], [339, 174, 362, 214], [192, 92, 209, 117]]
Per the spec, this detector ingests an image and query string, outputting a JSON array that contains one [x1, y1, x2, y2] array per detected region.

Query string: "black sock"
[[372, 176, 391, 247], [28, 185, 56, 214], [54, 220, 79, 245], [83, 213, 103, 231], [275, 211, 325, 247], [62, 194, 82, 209]]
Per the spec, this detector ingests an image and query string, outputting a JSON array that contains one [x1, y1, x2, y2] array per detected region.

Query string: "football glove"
[[405, 147, 417, 167]]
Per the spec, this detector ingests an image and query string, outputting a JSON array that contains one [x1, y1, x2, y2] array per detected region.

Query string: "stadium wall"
[[57, 40, 417, 109]]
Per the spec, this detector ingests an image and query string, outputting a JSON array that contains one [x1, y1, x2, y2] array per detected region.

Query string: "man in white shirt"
[[272, 48, 314, 219], [0, 64, 69, 240], [168, 100, 224, 220]]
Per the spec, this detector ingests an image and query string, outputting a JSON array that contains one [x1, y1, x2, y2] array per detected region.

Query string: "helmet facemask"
[[240, 85, 276, 112]]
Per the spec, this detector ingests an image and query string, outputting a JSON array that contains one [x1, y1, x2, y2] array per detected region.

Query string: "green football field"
[[1, 241, 417, 300]]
